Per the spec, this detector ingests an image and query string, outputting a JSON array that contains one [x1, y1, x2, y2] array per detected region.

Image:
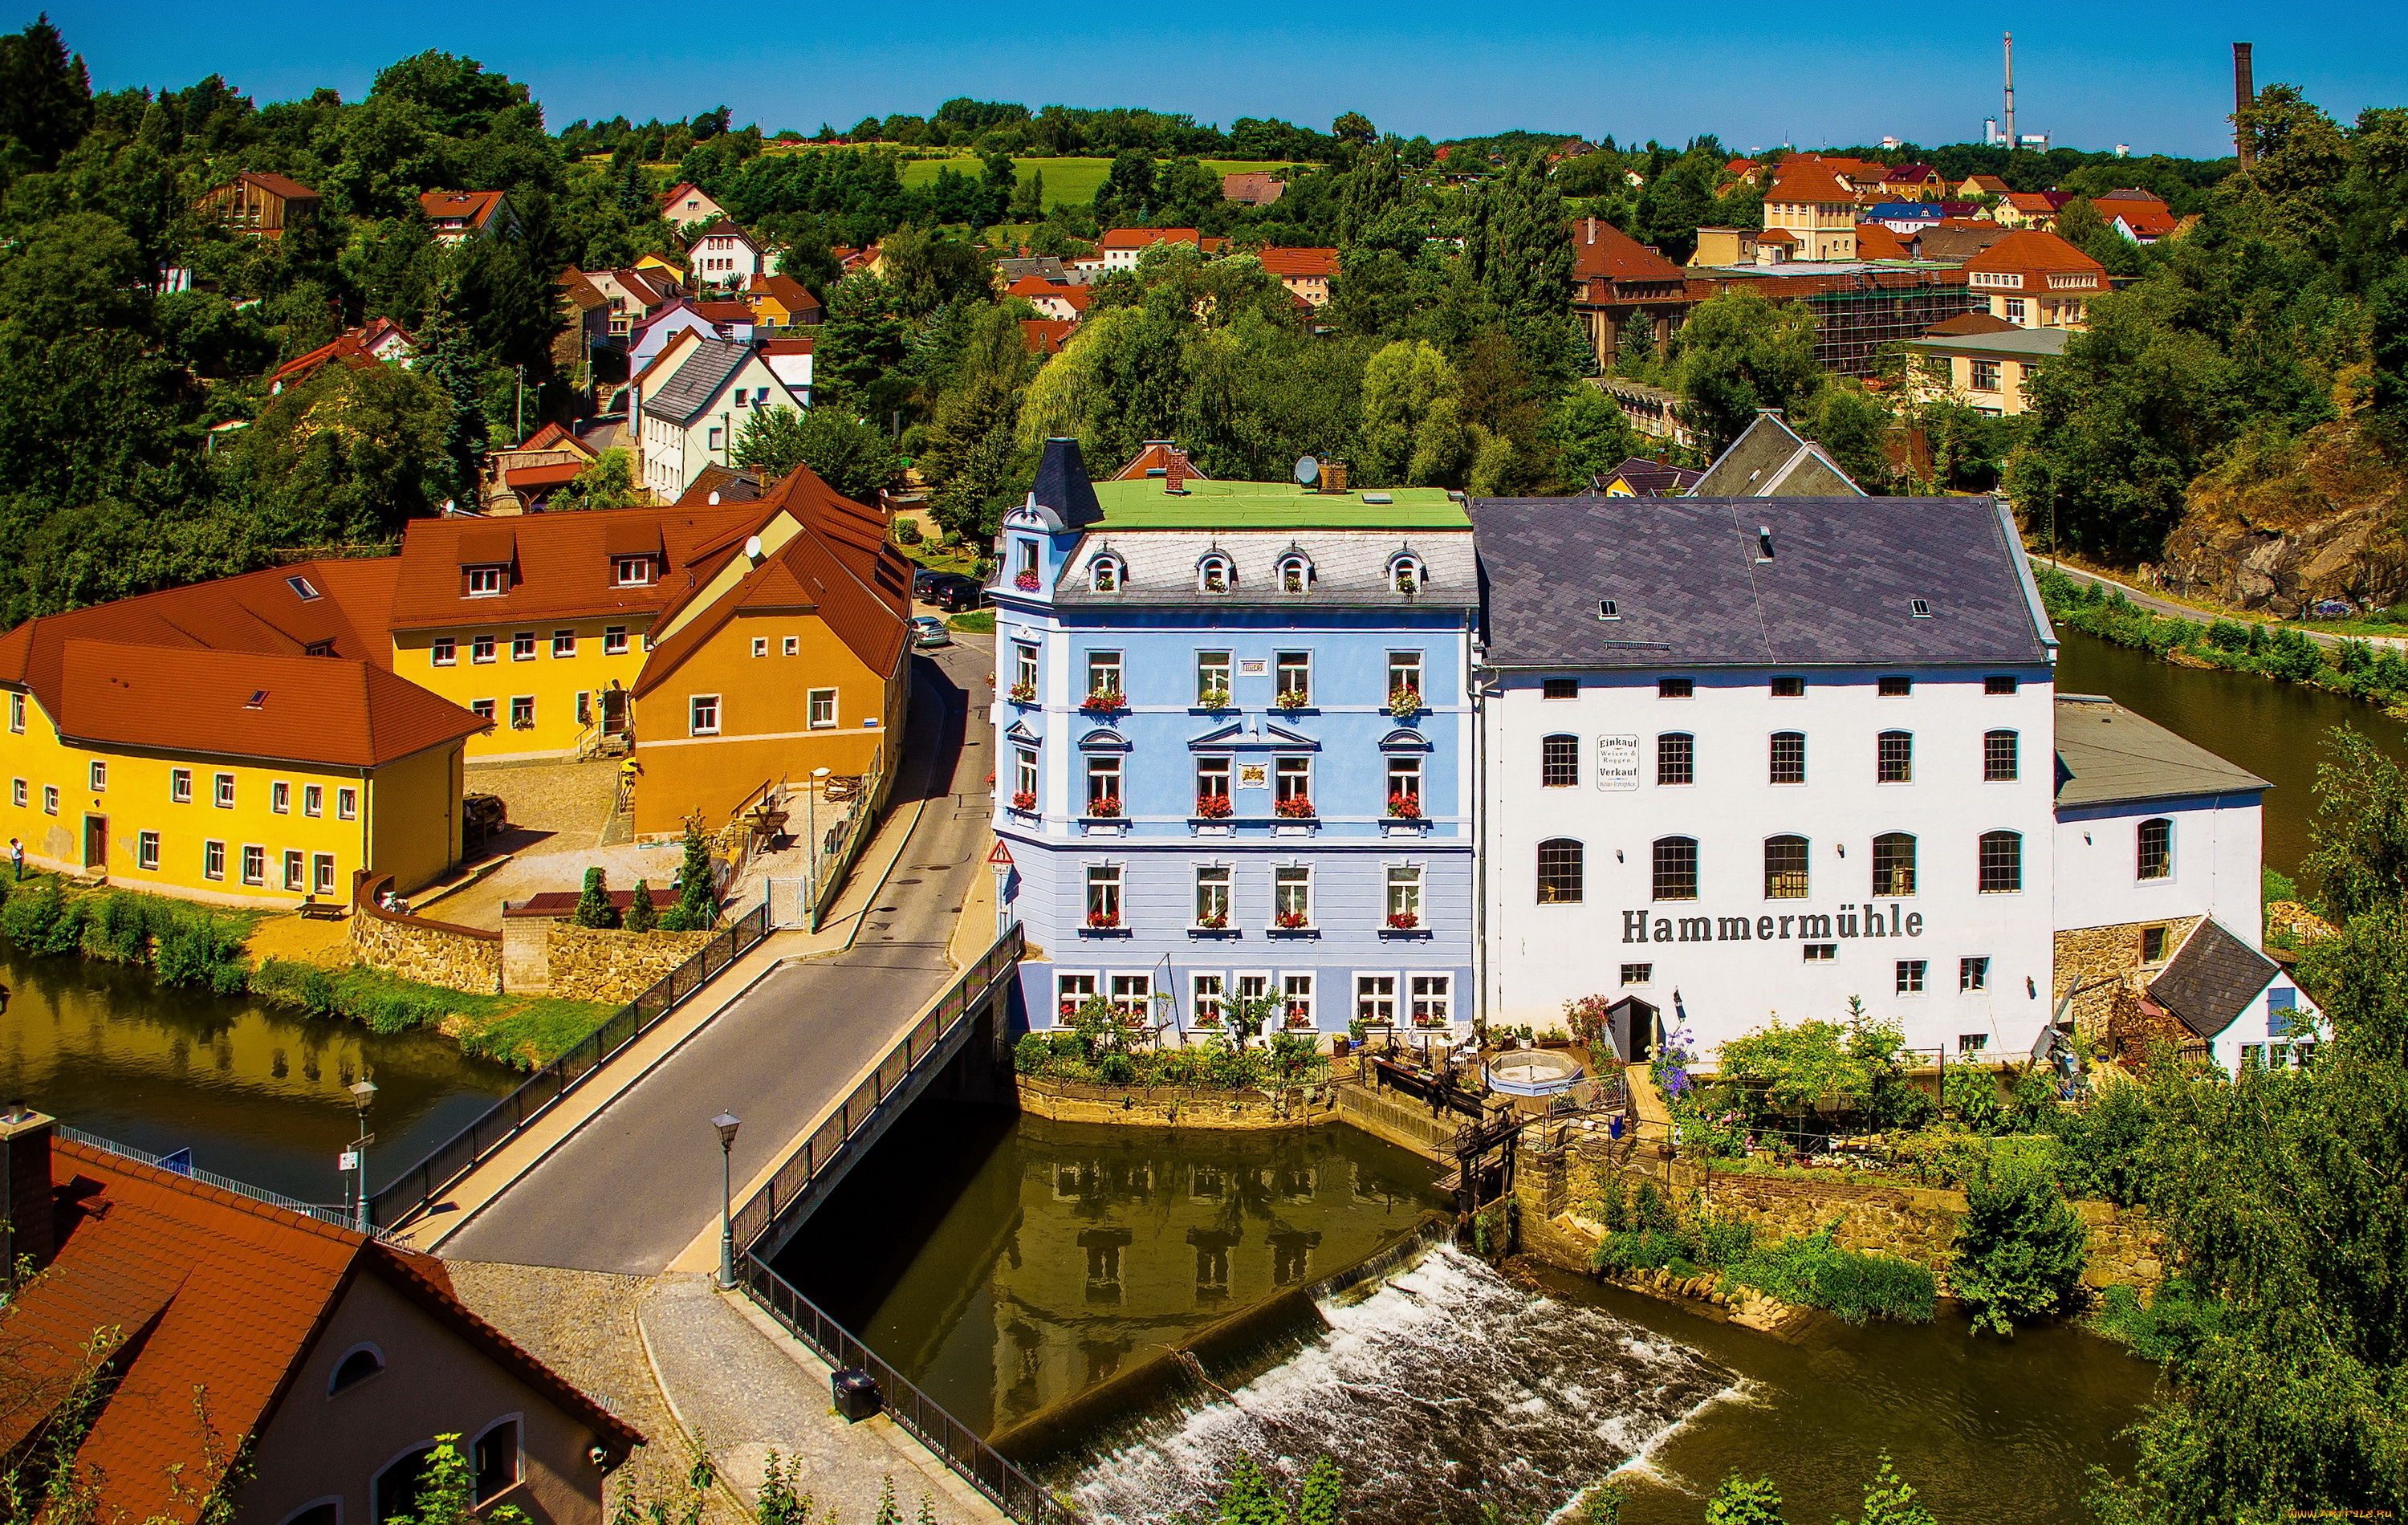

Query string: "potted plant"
[[1194, 910, 1228, 930], [1080, 688, 1124, 715], [1274, 909, 1310, 930], [1194, 1005, 1224, 1027], [1285, 1009, 1315, 1029], [1274, 795, 1314, 819], [1196, 794, 1232, 819], [1011, 790, 1037, 811], [1385, 911, 1420, 930], [1015, 569, 1042, 591], [1386, 792, 1422, 820], [1197, 685, 1231, 710], [1087, 795, 1123, 818], [1274, 688, 1311, 712], [1008, 680, 1037, 705], [1086, 909, 1121, 930], [1389, 688, 1422, 718]]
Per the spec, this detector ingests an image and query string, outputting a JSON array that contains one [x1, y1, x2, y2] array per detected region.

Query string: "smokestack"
[[2003, 33, 2016, 148], [2, 1104, 57, 1287], [2234, 43, 2256, 165]]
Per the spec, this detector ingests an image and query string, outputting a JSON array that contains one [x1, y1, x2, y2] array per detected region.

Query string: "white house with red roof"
[[420, 189, 515, 242], [661, 180, 729, 231], [688, 219, 766, 286]]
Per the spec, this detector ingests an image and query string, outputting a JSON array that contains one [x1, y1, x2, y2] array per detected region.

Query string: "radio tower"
[[2003, 33, 2017, 148]]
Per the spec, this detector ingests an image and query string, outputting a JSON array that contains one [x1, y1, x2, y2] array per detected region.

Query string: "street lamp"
[[349, 1078, 378, 1232], [713, 1111, 741, 1289]]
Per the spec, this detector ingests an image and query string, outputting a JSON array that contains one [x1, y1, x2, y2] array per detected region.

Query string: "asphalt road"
[[2042, 559, 2398, 653], [441, 637, 995, 1275]]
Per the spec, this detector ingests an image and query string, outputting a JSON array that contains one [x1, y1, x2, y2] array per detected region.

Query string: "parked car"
[[912, 568, 944, 601], [925, 575, 988, 613], [462, 792, 507, 852], [910, 616, 952, 648]]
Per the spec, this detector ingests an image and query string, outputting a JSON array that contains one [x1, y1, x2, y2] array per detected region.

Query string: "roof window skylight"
[[1910, 599, 1933, 618]]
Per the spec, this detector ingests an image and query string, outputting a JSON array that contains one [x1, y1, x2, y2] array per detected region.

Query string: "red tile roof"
[[1255, 246, 1338, 279], [1570, 220, 1684, 283], [1020, 318, 1076, 354], [419, 189, 507, 230], [387, 502, 773, 632], [1007, 274, 1072, 296], [694, 299, 756, 323], [1852, 222, 1912, 260], [742, 273, 822, 315], [1962, 228, 2108, 279], [236, 170, 319, 202], [1767, 160, 1855, 203], [270, 333, 380, 390]]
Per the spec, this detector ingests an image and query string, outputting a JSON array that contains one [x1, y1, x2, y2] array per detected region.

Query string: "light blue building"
[[990, 441, 1477, 1043]]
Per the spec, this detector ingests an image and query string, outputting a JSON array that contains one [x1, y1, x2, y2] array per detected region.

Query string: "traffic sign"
[[339, 1149, 360, 1173], [986, 840, 1014, 868]]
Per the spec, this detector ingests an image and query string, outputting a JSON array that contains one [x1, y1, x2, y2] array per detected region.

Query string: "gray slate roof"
[[1027, 437, 1103, 532], [2149, 918, 2279, 1042], [1469, 494, 2054, 668], [641, 338, 754, 427], [1691, 412, 1866, 498], [1056, 528, 1476, 608], [1904, 327, 2072, 360], [2053, 696, 2269, 807]]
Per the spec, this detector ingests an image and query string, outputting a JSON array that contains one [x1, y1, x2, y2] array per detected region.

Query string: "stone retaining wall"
[[545, 923, 719, 1005], [1013, 1074, 1336, 1128], [349, 874, 502, 994]]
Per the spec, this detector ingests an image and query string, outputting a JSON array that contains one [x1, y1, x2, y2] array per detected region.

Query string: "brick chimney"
[[1165, 449, 1187, 494], [2, 1102, 57, 1286], [2233, 43, 2256, 165], [1321, 460, 1349, 494], [1586, 217, 1597, 244]]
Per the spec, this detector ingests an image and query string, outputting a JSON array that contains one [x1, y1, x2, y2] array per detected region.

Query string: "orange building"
[[1960, 230, 2107, 329]]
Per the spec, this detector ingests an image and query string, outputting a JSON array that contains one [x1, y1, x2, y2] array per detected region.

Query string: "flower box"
[[1386, 793, 1422, 820], [1085, 911, 1121, 930], [1385, 912, 1420, 930], [1015, 571, 1041, 591], [1273, 911, 1311, 931], [1388, 690, 1422, 719], [1080, 690, 1124, 716], [1196, 688, 1231, 710], [1011, 790, 1037, 811], [1273, 797, 1315, 820], [1195, 794, 1232, 819], [1193, 913, 1229, 931], [1274, 690, 1312, 713], [1085, 795, 1123, 819], [1284, 1015, 1316, 1030], [1007, 681, 1037, 705]]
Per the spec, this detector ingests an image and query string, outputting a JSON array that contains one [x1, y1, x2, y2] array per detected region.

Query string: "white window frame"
[[1896, 959, 1928, 995], [214, 772, 235, 808], [8, 692, 21, 732], [1015, 642, 1039, 694], [511, 631, 535, 661], [303, 784, 323, 817], [1108, 972, 1152, 1019], [171, 768, 192, 803], [752, 636, 768, 657], [137, 831, 160, 871], [1055, 971, 1098, 1023], [553, 629, 576, 658], [807, 689, 836, 729], [41, 784, 56, 816], [1196, 649, 1230, 703], [203, 840, 226, 880], [1194, 863, 1231, 926], [614, 557, 654, 587], [509, 695, 535, 730], [1085, 650, 1122, 699], [783, 636, 799, 657], [1275, 650, 1311, 702], [690, 694, 722, 736], [1198, 555, 1231, 593], [1084, 755, 1121, 813], [1386, 754, 1422, 805], [242, 844, 266, 886], [1014, 747, 1038, 802], [472, 635, 497, 664], [1273, 863, 1312, 927], [1386, 863, 1424, 921], [1355, 973, 1398, 1025], [1280, 973, 1315, 1027], [271, 780, 289, 814], [313, 852, 336, 897], [1275, 756, 1312, 807], [88, 761, 105, 792], [1191, 972, 1226, 1027], [1387, 650, 1422, 698], [1410, 974, 1452, 1027], [604, 625, 630, 655], [284, 849, 304, 891], [432, 638, 457, 666], [466, 566, 505, 596], [336, 787, 356, 821], [1959, 957, 1989, 992]]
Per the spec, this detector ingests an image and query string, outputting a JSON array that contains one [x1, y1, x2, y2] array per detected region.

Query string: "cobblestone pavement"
[[466, 757, 623, 849]]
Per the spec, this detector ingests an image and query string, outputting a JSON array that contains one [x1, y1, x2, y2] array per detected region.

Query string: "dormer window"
[[466, 566, 506, 596], [615, 556, 656, 587], [1388, 554, 1425, 594], [1091, 555, 1123, 593], [1198, 555, 1231, 593], [1279, 555, 1312, 594]]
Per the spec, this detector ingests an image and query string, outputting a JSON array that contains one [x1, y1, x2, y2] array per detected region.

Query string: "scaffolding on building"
[[1804, 274, 1979, 378]]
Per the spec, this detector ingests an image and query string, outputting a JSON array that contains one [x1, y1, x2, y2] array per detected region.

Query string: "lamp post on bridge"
[[348, 1078, 377, 1232], [714, 1111, 741, 1289]]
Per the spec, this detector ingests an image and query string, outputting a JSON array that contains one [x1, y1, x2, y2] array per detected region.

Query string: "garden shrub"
[[2088, 1275, 2232, 1362], [1015, 1033, 1051, 1074], [1723, 1228, 1937, 1324], [1950, 1151, 2091, 1334]]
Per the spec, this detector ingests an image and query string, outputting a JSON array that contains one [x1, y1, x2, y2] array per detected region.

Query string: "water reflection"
[[0, 941, 517, 1203]]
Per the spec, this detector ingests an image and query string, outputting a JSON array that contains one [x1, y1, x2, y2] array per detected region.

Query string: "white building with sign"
[[1467, 493, 2301, 1071]]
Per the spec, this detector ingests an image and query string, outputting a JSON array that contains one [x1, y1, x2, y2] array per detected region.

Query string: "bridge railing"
[[729, 923, 1022, 1254], [740, 1253, 1057, 1524], [370, 901, 773, 1230]]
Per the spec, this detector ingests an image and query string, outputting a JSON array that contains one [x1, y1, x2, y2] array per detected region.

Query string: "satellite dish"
[[744, 535, 764, 559], [1293, 455, 1320, 486]]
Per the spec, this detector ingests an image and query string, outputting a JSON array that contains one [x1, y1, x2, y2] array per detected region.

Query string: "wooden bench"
[[297, 897, 347, 921]]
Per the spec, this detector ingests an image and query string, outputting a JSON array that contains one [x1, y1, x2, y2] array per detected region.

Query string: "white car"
[[910, 616, 952, 648]]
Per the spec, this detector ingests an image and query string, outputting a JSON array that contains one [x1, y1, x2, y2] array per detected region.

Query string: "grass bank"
[[1587, 1178, 1938, 1324]]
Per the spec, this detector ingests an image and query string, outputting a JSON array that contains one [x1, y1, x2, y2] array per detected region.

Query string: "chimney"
[[2003, 32, 2016, 148], [1165, 450, 1187, 494], [2, 1103, 57, 1286], [1321, 460, 1349, 494], [2233, 43, 2256, 165], [1586, 217, 1597, 244]]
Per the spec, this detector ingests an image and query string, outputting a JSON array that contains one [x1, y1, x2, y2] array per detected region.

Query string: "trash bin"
[[832, 1368, 883, 1421]]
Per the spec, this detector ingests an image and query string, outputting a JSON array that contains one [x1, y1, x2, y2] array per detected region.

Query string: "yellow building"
[[0, 563, 484, 905], [1902, 323, 2070, 417], [1760, 160, 1859, 262]]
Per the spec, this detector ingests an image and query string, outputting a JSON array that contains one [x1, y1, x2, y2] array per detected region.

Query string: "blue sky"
[[35, 2, 2400, 161]]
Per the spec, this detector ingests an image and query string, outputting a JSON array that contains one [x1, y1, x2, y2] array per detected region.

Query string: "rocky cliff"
[[2156, 421, 2408, 616]]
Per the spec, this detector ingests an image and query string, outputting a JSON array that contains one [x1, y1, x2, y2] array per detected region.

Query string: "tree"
[[733, 408, 810, 477], [2300, 728, 2408, 921], [572, 865, 620, 929], [815, 274, 905, 401], [1949, 1149, 2089, 1336], [1479, 154, 1580, 390], [0, 15, 92, 185], [1357, 340, 1467, 486], [407, 300, 490, 506], [1537, 382, 1645, 490], [394, 1434, 531, 1525], [624, 877, 658, 933], [1094, 150, 1155, 222], [661, 819, 718, 931], [553, 447, 642, 511], [1337, 136, 1403, 246], [1670, 289, 1823, 453], [783, 409, 898, 504], [217, 362, 452, 544], [1295, 1458, 1342, 1525], [1704, 1472, 1787, 1525], [1841, 1454, 1937, 1525]]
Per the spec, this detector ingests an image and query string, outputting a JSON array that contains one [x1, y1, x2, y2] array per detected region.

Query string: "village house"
[[687, 218, 767, 285], [194, 170, 321, 238], [555, 267, 612, 380], [760, 335, 815, 406], [1994, 190, 2068, 230], [1255, 246, 1340, 307], [0, 1108, 643, 1524], [1222, 171, 1287, 205], [1956, 173, 2013, 199], [1568, 218, 1696, 364], [1020, 318, 1076, 356], [1960, 230, 2106, 329], [1903, 316, 2070, 416], [1690, 409, 1865, 497], [1690, 226, 1795, 266], [660, 179, 730, 231], [482, 421, 601, 514], [2097, 189, 2178, 243], [420, 189, 516, 242], [1590, 378, 1694, 449], [633, 336, 797, 502], [626, 296, 758, 373], [1880, 164, 1946, 200], [1593, 456, 1704, 496], [1083, 227, 1230, 273], [1760, 159, 1859, 261], [587, 267, 681, 341], [740, 271, 824, 328], [1006, 274, 1092, 323]]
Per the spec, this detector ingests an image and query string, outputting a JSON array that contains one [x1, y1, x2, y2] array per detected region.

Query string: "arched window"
[[1872, 833, 1917, 897], [1877, 730, 1913, 783], [1540, 734, 1580, 787], [1197, 555, 1231, 593], [1769, 731, 1805, 784], [1652, 836, 1698, 901], [2137, 817, 2172, 880], [1979, 830, 2022, 893], [329, 1345, 384, 1395], [1656, 732, 1694, 786], [1536, 839, 1584, 903], [1278, 554, 1312, 593], [1763, 836, 1809, 898], [1090, 554, 1122, 592], [1983, 729, 2019, 781], [1388, 553, 1425, 593], [374, 1446, 441, 1525]]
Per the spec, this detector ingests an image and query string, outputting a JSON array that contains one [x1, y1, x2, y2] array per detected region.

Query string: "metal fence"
[[729, 924, 1022, 1255], [59, 1124, 402, 1241], [369, 901, 773, 1230], [740, 1253, 1057, 1525]]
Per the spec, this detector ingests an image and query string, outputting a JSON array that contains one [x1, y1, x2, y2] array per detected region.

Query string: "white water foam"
[[1064, 1246, 1733, 1525]]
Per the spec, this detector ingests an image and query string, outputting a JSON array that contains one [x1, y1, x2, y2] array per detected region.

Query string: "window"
[[1960, 957, 1989, 992], [1014, 746, 1039, 804], [1621, 963, 1651, 986], [1878, 675, 1912, 697], [88, 761, 105, 792], [1357, 975, 1397, 1024], [1971, 359, 2002, 391], [2003, 298, 2026, 324], [605, 626, 629, 655], [472, 635, 496, 664], [1872, 832, 1917, 897], [2138, 818, 2172, 880], [1387, 864, 1423, 922], [466, 566, 504, 596], [313, 853, 335, 896], [551, 629, 576, 658], [1389, 651, 1422, 699], [1984, 730, 2019, 782], [1275, 757, 1311, 809], [783, 636, 799, 657], [472, 698, 496, 721], [1536, 839, 1584, 903], [1658, 677, 1693, 698], [1656, 732, 1694, 786], [510, 696, 535, 730], [1192, 973, 1226, 1026], [1056, 973, 1096, 1020], [242, 844, 266, 885], [1769, 732, 1805, 784], [1196, 651, 1230, 704], [1978, 830, 2022, 893], [576, 691, 592, 725], [511, 632, 535, 661], [474, 1420, 522, 1504], [1087, 651, 1122, 701], [1086, 864, 1121, 925], [172, 769, 192, 803], [1877, 731, 1913, 783], [1896, 960, 1927, 994], [1195, 865, 1230, 926], [807, 689, 836, 729], [1282, 974, 1314, 1026], [1803, 943, 1837, 962], [284, 851, 303, 891], [1085, 755, 1121, 812], [271, 781, 289, 814], [1543, 678, 1579, 701], [1011, 643, 1040, 698], [1985, 675, 2018, 695], [214, 773, 235, 807], [137, 832, 159, 870], [614, 556, 655, 587], [1274, 865, 1312, 925], [1652, 836, 1698, 901], [707, 427, 724, 451], [1275, 651, 1310, 704], [689, 695, 721, 735], [1386, 755, 1421, 808], [204, 840, 226, 880], [1770, 675, 1804, 697], [336, 787, 356, 821], [1015, 539, 1039, 578], [10, 779, 22, 807], [1597, 599, 1620, 620], [303, 784, 322, 817], [2142, 925, 2169, 963], [8, 693, 20, 732], [1391, 556, 1422, 593], [1411, 974, 1451, 1026], [1278, 555, 1309, 592], [1195, 756, 1230, 811], [1091, 556, 1121, 592], [1198, 555, 1230, 593], [1541, 734, 1579, 787], [1763, 836, 1809, 898]]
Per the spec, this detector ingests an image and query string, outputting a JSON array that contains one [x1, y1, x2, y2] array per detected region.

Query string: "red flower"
[[1086, 910, 1120, 929], [1087, 795, 1123, 818], [1386, 911, 1420, 930], [1274, 795, 1314, 819], [1011, 790, 1036, 811], [1015, 570, 1041, 591], [1196, 794, 1232, 819], [1386, 792, 1422, 819]]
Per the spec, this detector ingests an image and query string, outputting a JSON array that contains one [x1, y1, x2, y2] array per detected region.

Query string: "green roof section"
[[1090, 477, 1470, 530]]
